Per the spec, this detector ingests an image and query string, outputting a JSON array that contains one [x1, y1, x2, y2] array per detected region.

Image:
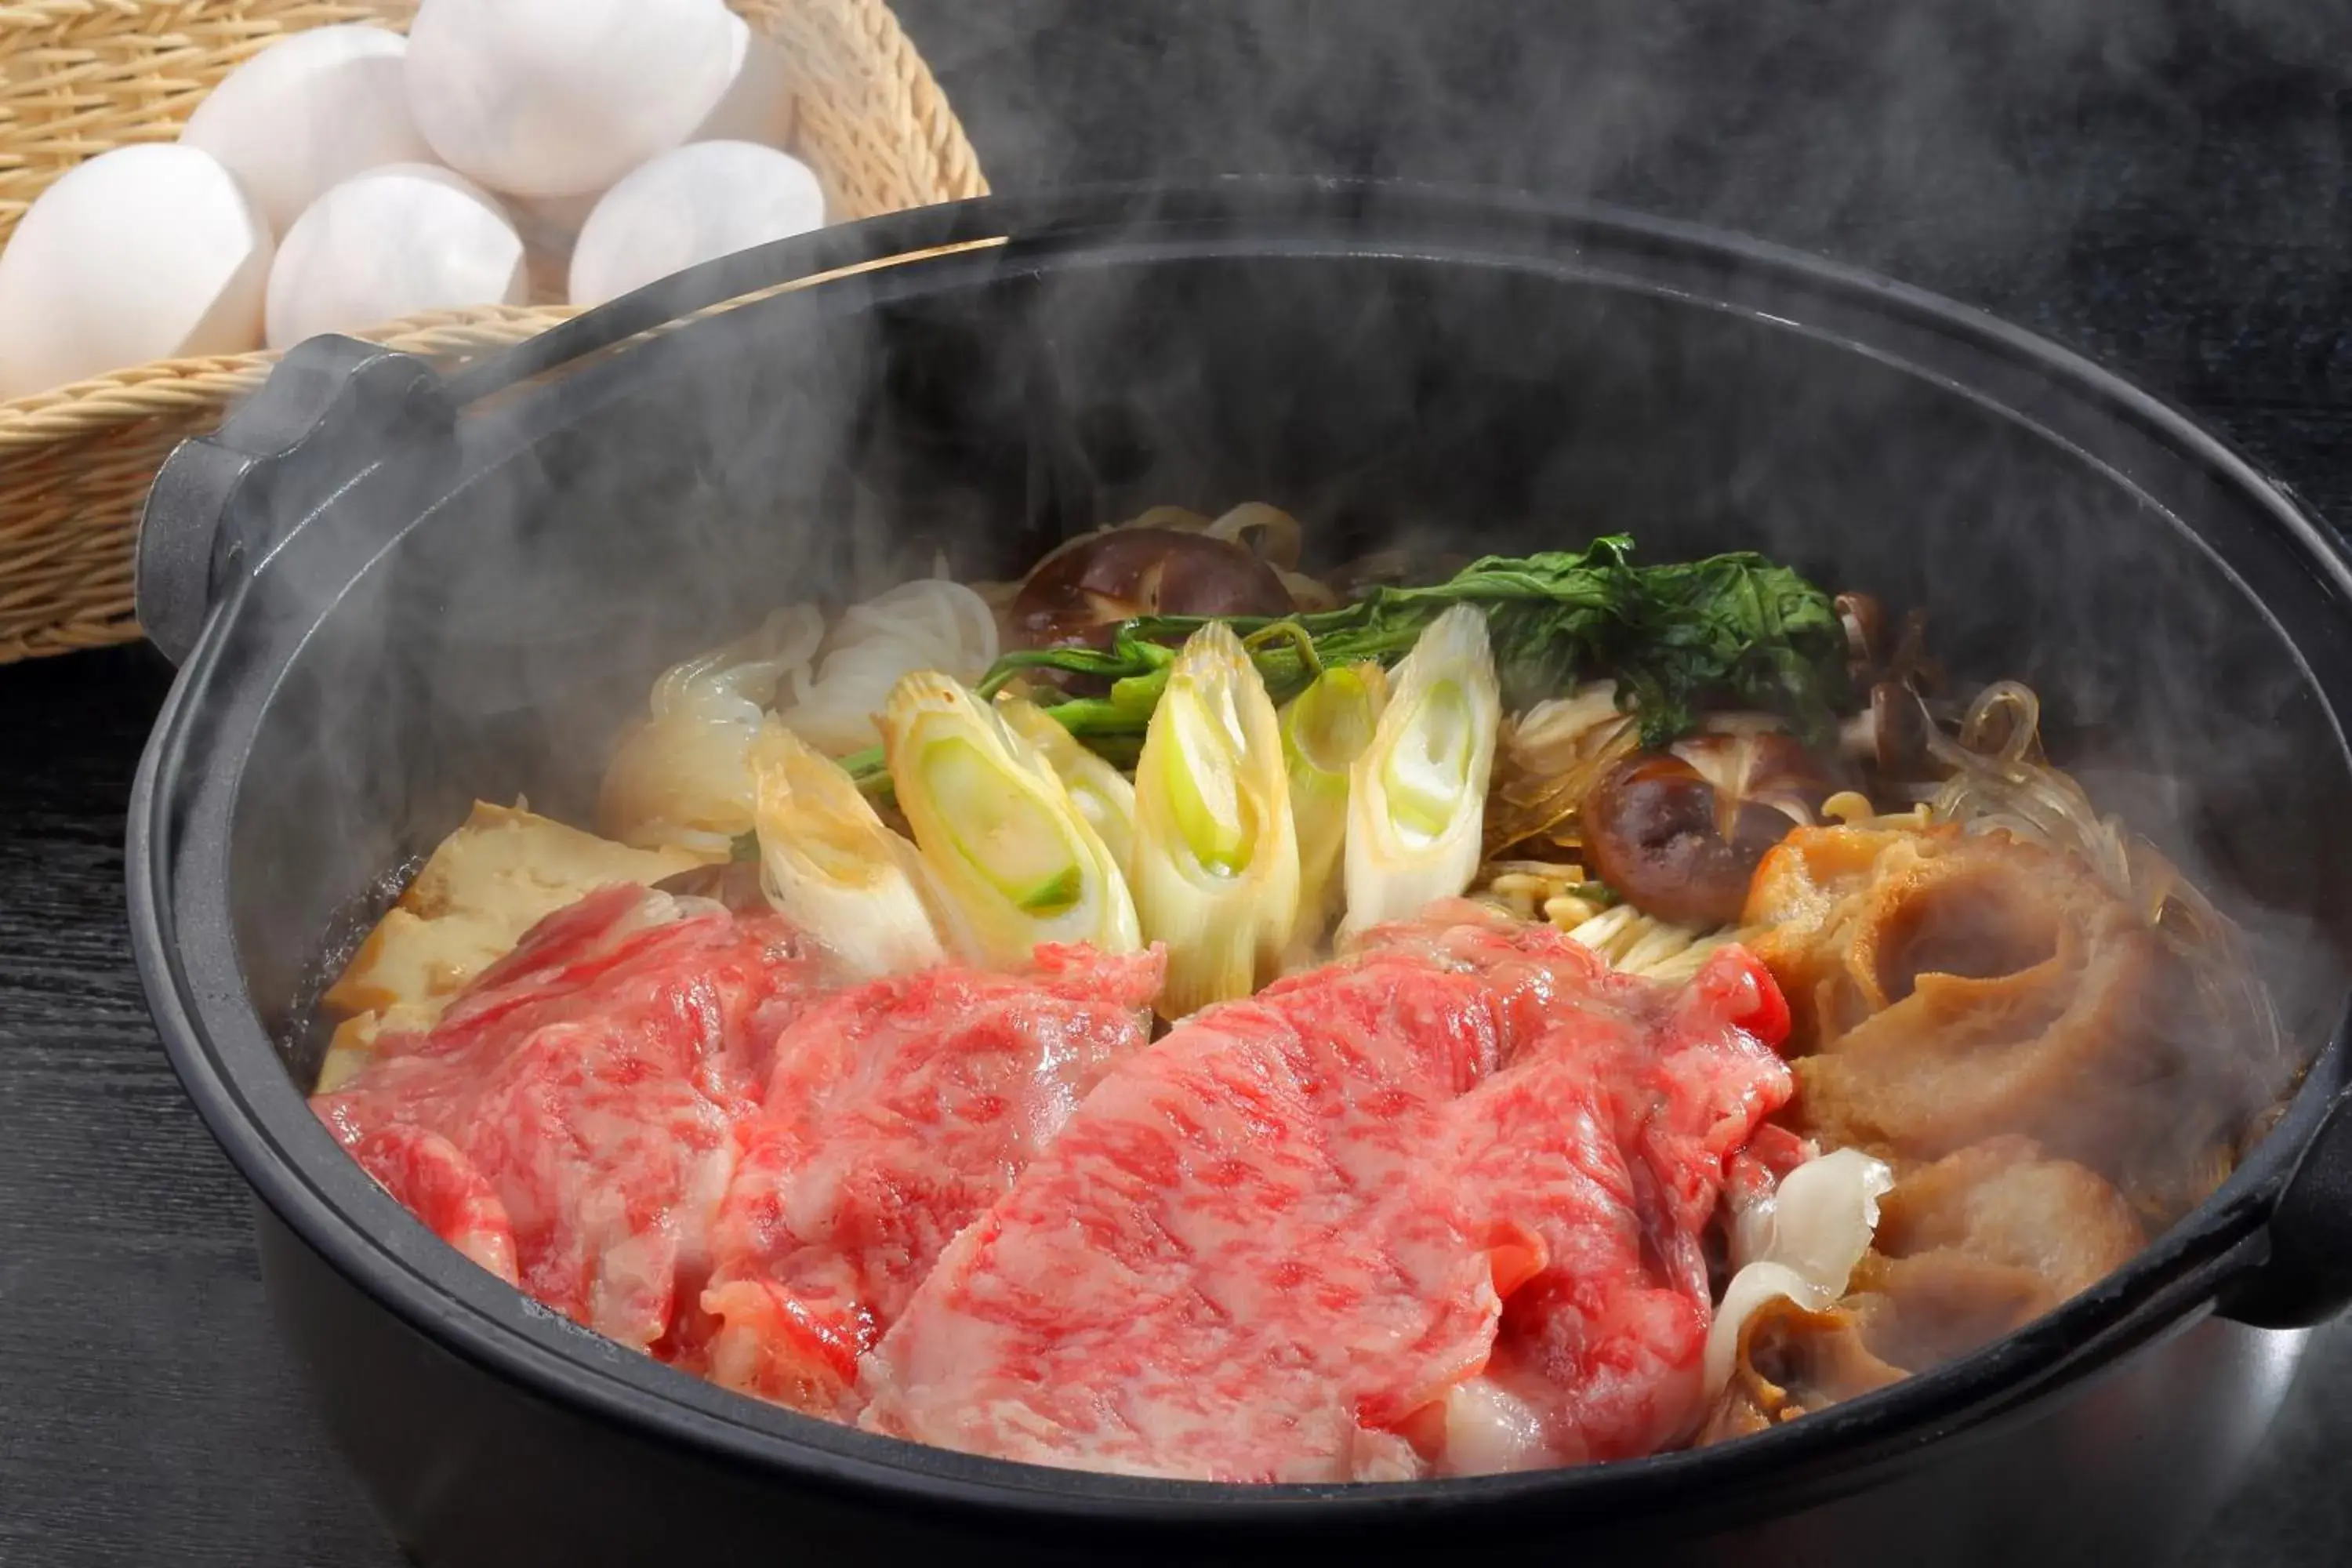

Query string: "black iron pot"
[[126, 181, 2352, 1567]]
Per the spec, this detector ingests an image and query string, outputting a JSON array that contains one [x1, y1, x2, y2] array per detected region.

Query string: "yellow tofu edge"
[[317, 800, 711, 1088]]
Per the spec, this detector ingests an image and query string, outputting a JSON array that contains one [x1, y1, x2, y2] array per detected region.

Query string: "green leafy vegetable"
[[829, 537, 1847, 795], [1022, 533, 1839, 725]]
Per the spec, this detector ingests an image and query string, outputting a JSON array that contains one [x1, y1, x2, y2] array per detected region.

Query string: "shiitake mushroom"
[[1832, 590, 1941, 780], [1581, 733, 1839, 925], [1840, 679, 1933, 778], [1835, 592, 1886, 680], [1008, 526, 1295, 652]]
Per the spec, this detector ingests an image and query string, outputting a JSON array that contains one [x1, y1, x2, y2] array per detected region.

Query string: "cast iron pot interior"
[[127, 183, 2352, 1566]]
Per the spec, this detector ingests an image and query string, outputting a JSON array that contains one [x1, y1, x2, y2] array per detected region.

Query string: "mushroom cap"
[[1582, 735, 1838, 926], [1009, 526, 1295, 652]]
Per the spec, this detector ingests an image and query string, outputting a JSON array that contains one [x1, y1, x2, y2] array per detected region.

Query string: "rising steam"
[[235, 0, 2349, 1135]]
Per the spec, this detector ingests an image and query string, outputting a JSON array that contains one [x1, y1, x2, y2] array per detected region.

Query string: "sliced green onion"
[[1340, 605, 1501, 939], [996, 692, 1139, 873], [916, 736, 1084, 913], [749, 721, 946, 979], [1279, 661, 1389, 958], [882, 671, 1139, 967], [1130, 622, 1300, 1017]]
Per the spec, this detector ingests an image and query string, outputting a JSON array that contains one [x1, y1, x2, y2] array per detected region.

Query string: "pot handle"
[[136, 336, 454, 666], [2220, 1085, 2352, 1328]]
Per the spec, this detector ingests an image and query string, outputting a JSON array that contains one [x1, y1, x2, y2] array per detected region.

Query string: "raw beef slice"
[[313, 884, 833, 1356], [700, 943, 1166, 1416], [859, 902, 1792, 1480]]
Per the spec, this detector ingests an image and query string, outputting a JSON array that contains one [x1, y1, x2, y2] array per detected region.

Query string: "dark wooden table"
[[5, 5, 2352, 1563]]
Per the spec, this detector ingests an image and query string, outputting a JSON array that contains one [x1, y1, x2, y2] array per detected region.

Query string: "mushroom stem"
[[1839, 707, 1881, 760], [1836, 592, 1886, 673]]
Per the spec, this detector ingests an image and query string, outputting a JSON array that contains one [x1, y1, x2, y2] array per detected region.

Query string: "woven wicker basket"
[[0, 0, 987, 663]]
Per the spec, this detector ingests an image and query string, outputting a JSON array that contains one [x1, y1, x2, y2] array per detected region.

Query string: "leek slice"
[[882, 672, 1139, 967], [1129, 622, 1300, 1016], [1279, 661, 1388, 956], [749, 721, 945, 979], [1339, 605, 1501, 938], [996, 692, 1138, 872]]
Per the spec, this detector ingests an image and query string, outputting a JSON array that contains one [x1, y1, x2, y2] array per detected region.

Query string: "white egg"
[[695, 15, 794, 147], [568, 142, 826, 308], [406, 0, 744, 199], [506, 188, 604, 281], [501, 17, 794, 268], [180, 25, 432, 235], [0, 145, 271, 399], [266, 165, 527, 350]]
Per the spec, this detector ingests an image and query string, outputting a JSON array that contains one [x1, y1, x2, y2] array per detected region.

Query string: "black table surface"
[[7, 4, 2352, 1563]]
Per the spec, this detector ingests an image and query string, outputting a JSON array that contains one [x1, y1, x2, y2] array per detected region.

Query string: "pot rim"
[[127, 176, 2352, 1534]]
